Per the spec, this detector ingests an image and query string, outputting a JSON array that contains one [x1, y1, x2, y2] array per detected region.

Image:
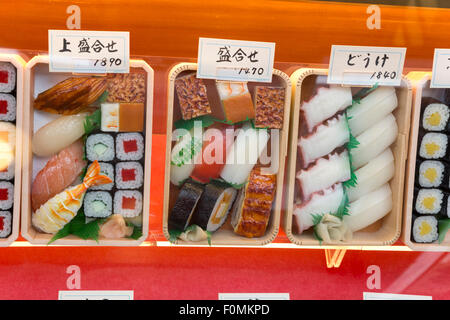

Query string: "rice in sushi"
[[84, 191, 112, 218], [0, 62, 16, 93], [415, 188, 443, 215], [116, 132, 144, 161], [412, 215, 439, 243], [422, 103, 450, 131], [91, 162, 114, 191], [0, 156, 14, 180], [419, 132, 448, 160], [115, 161, 143, 189], [0, 94, 16, 122], [0, 210, 11, 238], [0, 181, 13, 210], [86, 133, 115, 162], [114, 190, 143, 218], [417, 160, 446, 188]]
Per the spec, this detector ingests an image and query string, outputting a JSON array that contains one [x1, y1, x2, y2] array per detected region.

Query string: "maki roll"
[[86, 133, 115, 162], [91, 162, 114, 191], [114, 190, 143, 218], [418, 132, 449, 160], [168, 181, 204, 231], [414, 188, 446, 216], [412, 215, 439, 243], [116, 132, 144, 161], [84, 191, 113, 218], [0, 210, 11, 238], [0, 94, 16, 122], [115, 161, 144, 189], [416, 160, 449, 189], [0, 181, 13, 210], [0, 158, 14, 181], [0, 62, 16, 93], [422, 103, 450, 132], [191, 181, 237, 232]]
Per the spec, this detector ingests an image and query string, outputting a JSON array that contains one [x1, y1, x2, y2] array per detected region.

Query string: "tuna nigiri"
[[32, 160, 112, 234], [31, 139, 87, 211]]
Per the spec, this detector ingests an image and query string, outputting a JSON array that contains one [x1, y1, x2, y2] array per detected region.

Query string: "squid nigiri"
[[32, 160, 112, 234]]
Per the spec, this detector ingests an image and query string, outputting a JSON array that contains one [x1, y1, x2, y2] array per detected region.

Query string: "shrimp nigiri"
[[32, 160, 112, 234]]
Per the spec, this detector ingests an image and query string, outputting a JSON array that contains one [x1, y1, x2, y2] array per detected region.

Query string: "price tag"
[[218, 293, 290, 300], [58, 290, 134, 300], [328, 45, 406, 86], [197, 37, 275, 83], [430, 49, 450, 88], [48, 30, 129, 73]]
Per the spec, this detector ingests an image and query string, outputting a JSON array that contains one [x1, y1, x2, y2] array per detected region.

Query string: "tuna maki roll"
[[422, 103, 450, 131], [0, 210, 11, 238], [168, 181, 204, 231], [114, 190, 143, 218], [0, 181, 13, 210], [86, 133, 115, 162], [412, 215, 439, 243], [84, 191, 112, 218], [0, 62, 16, 93], [418, 132, 449, 160], [0, 94, 16, 122], [115, 161, 144, 189], [416, 160, 448, 189], [90, 162, 114, 191], [116, 132, 144, 161]]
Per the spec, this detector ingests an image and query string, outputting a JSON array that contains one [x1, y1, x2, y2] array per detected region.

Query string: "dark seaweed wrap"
[[168, 180, 204, 231]]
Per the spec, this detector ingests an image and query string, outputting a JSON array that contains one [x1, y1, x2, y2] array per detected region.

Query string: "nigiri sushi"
[[170, 130, 203, 186], [32, 161, 112, 234], [31, 139, 87, 211]]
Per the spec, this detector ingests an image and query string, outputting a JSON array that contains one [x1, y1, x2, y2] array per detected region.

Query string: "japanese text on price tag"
[[197, 38, 275, 82], [430, 49, 450, 88], [49, 30, 129, 73], [328, 45, 406, 86]]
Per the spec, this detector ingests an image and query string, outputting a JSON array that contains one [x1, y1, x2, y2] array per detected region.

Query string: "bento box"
[[403, 72, 450, 252], [21, 55, 153, 246], [284, 68, 412, 246], [0, 54, 25, 246], [163, 63, 291, 246]]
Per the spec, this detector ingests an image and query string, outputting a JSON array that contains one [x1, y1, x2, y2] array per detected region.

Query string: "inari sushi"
[[422, 103, 450, 132], [300, 86, 352, 133], [412, 215, 439, 243], [297, 113, 349, 168], [416, 160, 449, 189], [296, 149, 351, 201], [418, 132, 449, 160], [168, 180, 204, 231], [191, 181, 237, 232]]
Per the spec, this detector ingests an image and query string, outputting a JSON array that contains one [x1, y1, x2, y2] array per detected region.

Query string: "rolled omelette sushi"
[[347, 148, 395, 202], [293, 183, 344, 234], [421, 103, 450, 132], [416, 160, 449, 189], [191, 181, 237, 232], [418, 131, 449, 160], [344, 183, 392, 232], [412, 215, 439, 243], [297, 113, 349, 169], [300, 86, 352, 134], [351, 113, 398, 169], [347, 86, 398, 136], [168, 180, 204, 231], [296, 149, 351, 201]]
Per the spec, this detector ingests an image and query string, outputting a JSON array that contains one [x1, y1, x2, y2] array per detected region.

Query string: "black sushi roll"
[[191, 181, 237, 232], [420, 97, 450, 132], [411, 213, 439, 243], [415, 159, 450, 190], [417, 129, 450, 160], [168, 180, 204, 231], [414, 187, 450, 218]]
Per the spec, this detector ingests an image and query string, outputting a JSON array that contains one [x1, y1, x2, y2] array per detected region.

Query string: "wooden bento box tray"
[[21, 55, 153, 246], [284, 68, 412, 247], [0, 54, 25, 246], [163, 63, 292, 246], [403, 72, 450, 252]]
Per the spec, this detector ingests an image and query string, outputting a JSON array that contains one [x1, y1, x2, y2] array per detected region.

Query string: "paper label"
[[328, 45, 406, 86], [363, 292, 432, 300], [431, 49, 450, 88], [58, 290, 134, 300], [218, 293, 290, 300], [49, 30, 129, 73], [197, 37, 275, 82]]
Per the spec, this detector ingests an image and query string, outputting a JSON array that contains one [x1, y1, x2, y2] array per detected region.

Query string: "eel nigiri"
[[31, 139, 87, 212], [32, 161, 112, 234]]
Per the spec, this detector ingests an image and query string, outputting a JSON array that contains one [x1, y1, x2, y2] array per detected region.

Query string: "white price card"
[[59, 290, 134, 300], [219, 293, 290, 300], [197, 37, 275, 83], [328, 45, 406, 86], [431, 49, 450, 88], [363, 292, 432, 300], [49, 30, 129, 73]]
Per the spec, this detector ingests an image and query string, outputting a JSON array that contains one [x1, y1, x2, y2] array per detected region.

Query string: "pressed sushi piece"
[[168, 181, 204, 231], [0, 62, 16, 93], [115, 161, 144, 189], [32, 161, 112, 234], [298, 113, 349, 168], [412, 215, 439, 243], [293, 183, 344, 234], [31, 139, 87, 211], [347, 86, 398, 136], [300, 86, 352, 133], [84, 191, 113, 218], [216, 81, 255, 124], [418, 132, 449, 160], [422, 103, 450, 131], [114, 190, 143, 218], [190, 123, 234, 184], [119, 103, 145, 132], [170, 130, 202, 186], [101, 103, 119, 132], [0, 211, 11, 238], [344, 183, 392, 232], [106, 73, 146, 103], [175, 73, 211, 120], [90, 162, 114, 191], [0, 181, 13, 210], [116, 132, 144, 161], [253, 86, 285, 129], [351, 113, 398, 169], [191, 181, 237, 232], [0, 94, 16, 122], [415, 188, 444, 215], [347, 148, 395, 202], [416, 160, 448, 189], [220, 123, 269, 186], [231, 166, 277, 238], [296, 149, 351, 201], [86, 133, 115, 162]]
